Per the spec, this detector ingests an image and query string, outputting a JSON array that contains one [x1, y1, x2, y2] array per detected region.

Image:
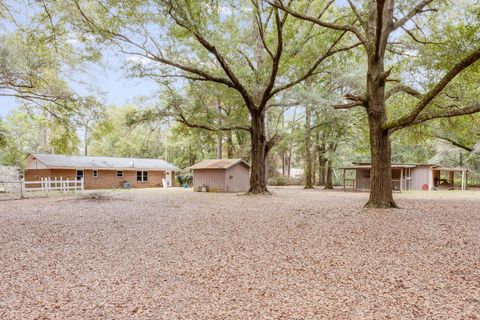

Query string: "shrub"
[[268, 175, 287, 186], [177, 173, 193, 186]]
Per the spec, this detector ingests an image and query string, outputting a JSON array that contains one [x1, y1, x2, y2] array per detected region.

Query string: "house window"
[[76, 170, 84, 181], [136, 171, 148, 182], [116, 171, 123, 177], [93, 170, 98, 177]]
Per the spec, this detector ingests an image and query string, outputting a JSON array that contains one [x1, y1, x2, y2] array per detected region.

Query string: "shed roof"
[[341, 164, 419, 170], [187, 159, 250, 170], [341, 163, 468, 172], [28, 154, 180, 171], [432, 167, 468, 172]]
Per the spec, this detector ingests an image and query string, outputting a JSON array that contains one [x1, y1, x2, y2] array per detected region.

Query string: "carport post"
[[400, 168, 403, 192], [449, 171, 455, 189]]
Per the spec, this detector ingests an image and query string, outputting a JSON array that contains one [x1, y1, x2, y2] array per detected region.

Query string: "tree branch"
[[435, 136, 474, 152], [391, 104, 480, 132], [268, 0, 368, 46], [384, 48, 480, 130], [385, 84, 422, 100], [333, 101, 364, 109], [271, 34, 361, 95], [71, 0, 239, 94], [260, 7, 285, 109], [393, 0, 435, 30]]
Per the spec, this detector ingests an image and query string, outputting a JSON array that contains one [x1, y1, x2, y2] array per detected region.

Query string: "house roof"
[[186, 159, 250, 170], [28, 154, 180, 171]]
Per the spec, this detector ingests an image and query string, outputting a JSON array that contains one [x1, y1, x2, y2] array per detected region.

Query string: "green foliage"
[[176, 172, 193, 186], [268, 175, 287, 186], [0, 107, 80, 167]]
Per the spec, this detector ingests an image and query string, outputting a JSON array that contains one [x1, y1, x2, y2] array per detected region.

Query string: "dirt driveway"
[[0, 187, 479, 319]]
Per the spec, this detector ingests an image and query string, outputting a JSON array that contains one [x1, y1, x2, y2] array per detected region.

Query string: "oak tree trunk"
[[365, 120, 397, 208], [317, 146, 326, 186], [364, 46, 398, 208], [365, 110, 398, 207], [312, 150, 317, 185], [324, 159, 333, 189], [287, 107, 297, 181], [226, 131, 234, 158], [217, 134, 223, 159], [248, 110, 270, 194], [84, 124, 89, 156], [304, 106, 313, 188], [216, 103, 223, 159]]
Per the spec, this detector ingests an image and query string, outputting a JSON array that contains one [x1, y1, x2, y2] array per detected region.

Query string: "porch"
[[433, 167, 468, 190]]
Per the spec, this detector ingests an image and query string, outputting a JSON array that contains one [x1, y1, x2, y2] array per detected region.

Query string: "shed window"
[[93, 170, 98, 177], [136, 171, 148, 182], [116, 170, 123, 177], [76, 170, 84, 181]]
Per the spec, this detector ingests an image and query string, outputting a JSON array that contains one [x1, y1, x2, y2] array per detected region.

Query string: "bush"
[[177, 173, 193, 186], [268, 175, 287, 186]]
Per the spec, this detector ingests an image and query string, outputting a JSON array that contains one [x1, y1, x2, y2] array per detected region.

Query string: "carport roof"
[[186, 159, 250, 170], [28, 154, 180, 171], [341, 164, 418, 170]]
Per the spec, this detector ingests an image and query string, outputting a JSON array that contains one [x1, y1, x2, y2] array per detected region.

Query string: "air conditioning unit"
[[123, 181, 132, 189]]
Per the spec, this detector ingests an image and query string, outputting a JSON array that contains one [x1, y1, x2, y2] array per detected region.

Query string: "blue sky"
[[0, 0, 155, 118], [0, 51, 159, 118]]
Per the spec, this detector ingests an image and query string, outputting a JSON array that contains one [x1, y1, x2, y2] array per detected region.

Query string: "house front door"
[[165, 171, 172, 187]]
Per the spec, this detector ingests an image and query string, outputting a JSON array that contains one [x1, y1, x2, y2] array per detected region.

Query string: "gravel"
[[1, 187, 479, 319]]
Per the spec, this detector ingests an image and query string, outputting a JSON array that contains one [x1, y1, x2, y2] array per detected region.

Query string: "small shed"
[[187, 159, 250, 192]]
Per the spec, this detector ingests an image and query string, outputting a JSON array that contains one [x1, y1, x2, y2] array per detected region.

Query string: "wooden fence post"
[[20, 178, 24, 199], [46, 177, 51, 197]]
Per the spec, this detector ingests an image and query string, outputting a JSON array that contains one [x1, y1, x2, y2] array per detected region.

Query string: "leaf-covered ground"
[[0, 187, 479, 319]]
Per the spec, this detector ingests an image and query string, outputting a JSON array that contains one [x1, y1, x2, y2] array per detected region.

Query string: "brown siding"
[[24, 169, 167, 190], [410, 166, 432, 190], [193, 163, 250, 192], [225, 165, 250, 192], [192, 169, 227, 191]]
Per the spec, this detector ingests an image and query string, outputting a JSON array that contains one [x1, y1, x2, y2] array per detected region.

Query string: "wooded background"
[[1, 0, 479, 206]]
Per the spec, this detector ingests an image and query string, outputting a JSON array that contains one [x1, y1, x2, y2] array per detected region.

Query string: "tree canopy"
[[1, 0, 480, 205]]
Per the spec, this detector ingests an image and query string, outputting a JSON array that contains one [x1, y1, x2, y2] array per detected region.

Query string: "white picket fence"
[[23, 177, 84, 192], [0, 178, 84, 198]]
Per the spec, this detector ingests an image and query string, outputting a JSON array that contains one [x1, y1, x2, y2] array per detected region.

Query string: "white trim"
[[136, 170, 149, 182], [76, 169, 84, 181]]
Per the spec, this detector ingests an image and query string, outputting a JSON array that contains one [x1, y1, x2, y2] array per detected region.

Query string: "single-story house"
[[187, 159, 250, 192], [341, 163, 468, 191], [24, 154, 180, 189]]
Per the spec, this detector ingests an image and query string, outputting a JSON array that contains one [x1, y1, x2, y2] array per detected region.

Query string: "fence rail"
[[344, 178, 405, 191], [0, 178, 84, 198]]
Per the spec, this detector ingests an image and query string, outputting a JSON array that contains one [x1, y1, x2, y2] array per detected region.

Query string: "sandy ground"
[[0, 187, 479, 319]]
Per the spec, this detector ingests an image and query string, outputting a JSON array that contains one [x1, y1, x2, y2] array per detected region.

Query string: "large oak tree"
[[58, 0, 358, 193], [273, 0, 480, 207]]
